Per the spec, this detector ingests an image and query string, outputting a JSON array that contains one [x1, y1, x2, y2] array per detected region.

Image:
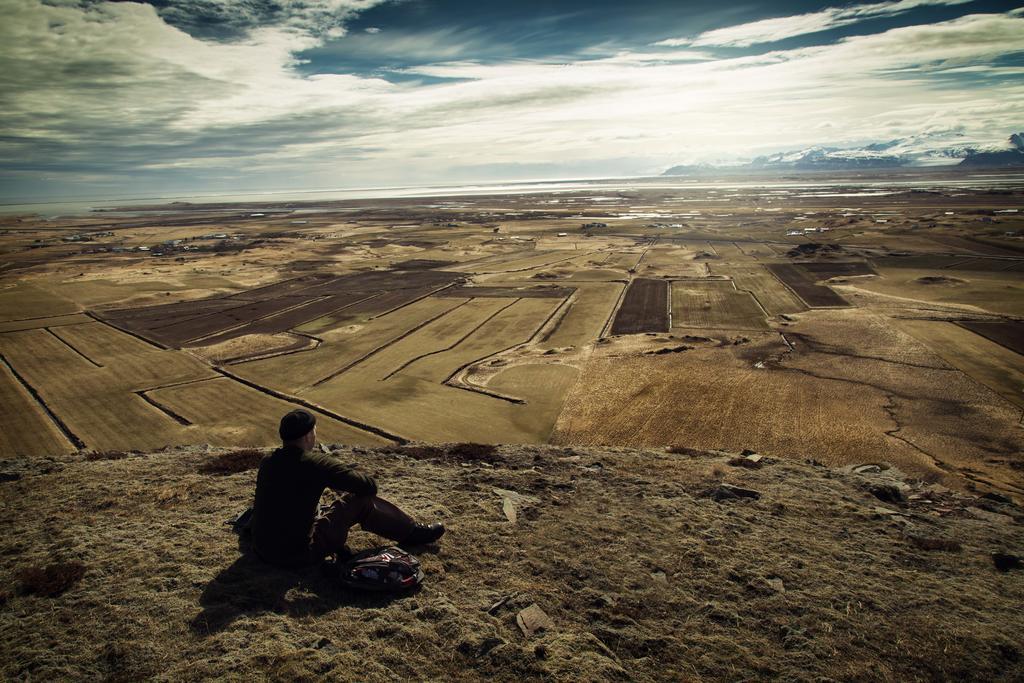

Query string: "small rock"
[[493, 488, 539, 525], [868, 484, 905, 504], [502, 498, 517, 524], [981, 492, 1014, 506], [651, 571, 668, 584], [992, 553, 1022, 572], [313, 637, 338, 654], [477, 638, 504, 657], [486, 594, 514, 615], [517, 604, 554, 638], [701, 484, 761, 502], [727, 457, 763, 470], [871, 506, 909, 517], [766, 578, 785, 593]]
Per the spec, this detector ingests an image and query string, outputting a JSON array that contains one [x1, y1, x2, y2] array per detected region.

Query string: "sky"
[[1, 0, 1023, 200]]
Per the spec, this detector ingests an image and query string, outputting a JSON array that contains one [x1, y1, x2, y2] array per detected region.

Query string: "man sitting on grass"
[[250, 409, 444, 567]]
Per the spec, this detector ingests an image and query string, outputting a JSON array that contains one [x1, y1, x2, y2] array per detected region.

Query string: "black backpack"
[[339, 546, 424, 592]]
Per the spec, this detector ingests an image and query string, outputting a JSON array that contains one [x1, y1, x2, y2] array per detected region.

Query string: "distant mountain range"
[[663, 132, 1024, 175]]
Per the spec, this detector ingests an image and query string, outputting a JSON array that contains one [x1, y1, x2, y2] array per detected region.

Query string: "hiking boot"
[[318, 546, 354, 577], [402, 522, 445, 546]]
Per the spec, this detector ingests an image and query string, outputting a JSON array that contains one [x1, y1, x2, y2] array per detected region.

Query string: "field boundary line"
[[953, 321, 1024, 357], [475, 252, 584, 275], [139, 294, 311, 335], [725, 277, 771, 319], [311, 299, 471, 387], [451, 248, 535, 270], [0, 353, 85, 449], [138, 376, 219, 393], [666, 279, 672, 328], [369, 281, 461, 320], [135, 390, 193, 425], [308, 291, 383, 325], [382, 299, 519, 381], [454, 248, 536, 270], [183, 295, 334, 345], [214, 367, 407, 444], [86, 312, 170, 350], [222, 333, 321, 365], [283, 291, 384, 337], [599, 281, 630, 338], [734, 241, 759, 261], [942, 258, 979, 270], [632, 238, 657, 271], [763, 264, 815, 309], [444, 297, 573, 403], [105, 296, 253, 327], [220, 275, 308, 300], [46, 327, 104, 367], [0, 320, 93, 335], [442, 381, 526, 404], [539, 289, 579, 344], [0, 311, 86, 323]]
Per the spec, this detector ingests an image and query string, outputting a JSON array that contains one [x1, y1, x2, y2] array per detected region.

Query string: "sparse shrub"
[[84, 450, 130, 461], [198, 449, 264, 475], [17, 561, 86, 597], [906, 535, 962, 552], [397, 443, 502, 464], [666, 445, 703, 456], [450, 442, 499, 461]]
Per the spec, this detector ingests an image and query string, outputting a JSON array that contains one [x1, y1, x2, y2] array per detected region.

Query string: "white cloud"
[[2, 1, 1023, 195], [656, 0, 974, 47], [152, 0, 386, 39]]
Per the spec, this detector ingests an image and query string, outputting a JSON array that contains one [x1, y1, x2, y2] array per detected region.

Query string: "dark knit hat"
[[279, 409, 316, 441]]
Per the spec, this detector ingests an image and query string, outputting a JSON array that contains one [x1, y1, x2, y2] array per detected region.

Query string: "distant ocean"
[[3, 171, 1023, 218]]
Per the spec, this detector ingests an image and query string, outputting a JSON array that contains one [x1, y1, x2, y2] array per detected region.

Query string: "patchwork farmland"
[[610, 278, 669, 334], [766, 263, 852, 308], [0, 175, 1022, 496], [670, 280, 769, 331]]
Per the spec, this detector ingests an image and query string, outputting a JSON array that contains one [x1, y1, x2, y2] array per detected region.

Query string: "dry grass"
[[2, 443, 1023, 681]]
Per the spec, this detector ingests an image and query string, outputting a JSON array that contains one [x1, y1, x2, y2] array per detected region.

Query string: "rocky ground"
[[1, 443, 1023, 681]]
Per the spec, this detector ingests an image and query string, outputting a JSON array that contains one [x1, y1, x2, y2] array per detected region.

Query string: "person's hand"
[[353, 472, 378, 497]]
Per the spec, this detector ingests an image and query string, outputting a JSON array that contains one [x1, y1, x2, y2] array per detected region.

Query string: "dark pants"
[[308, 494, 416, 561]]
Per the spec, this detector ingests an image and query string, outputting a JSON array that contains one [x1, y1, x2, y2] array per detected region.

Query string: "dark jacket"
[[250, 445, 377, 566]]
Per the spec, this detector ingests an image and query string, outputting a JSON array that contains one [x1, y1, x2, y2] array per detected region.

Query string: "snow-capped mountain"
[[959, 132, 1024, 167], [662, 132, 1024, 174], [748, 146, 905, 170]]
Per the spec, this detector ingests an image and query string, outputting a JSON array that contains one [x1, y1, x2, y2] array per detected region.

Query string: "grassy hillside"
[[1, 443, 1022, 681]]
